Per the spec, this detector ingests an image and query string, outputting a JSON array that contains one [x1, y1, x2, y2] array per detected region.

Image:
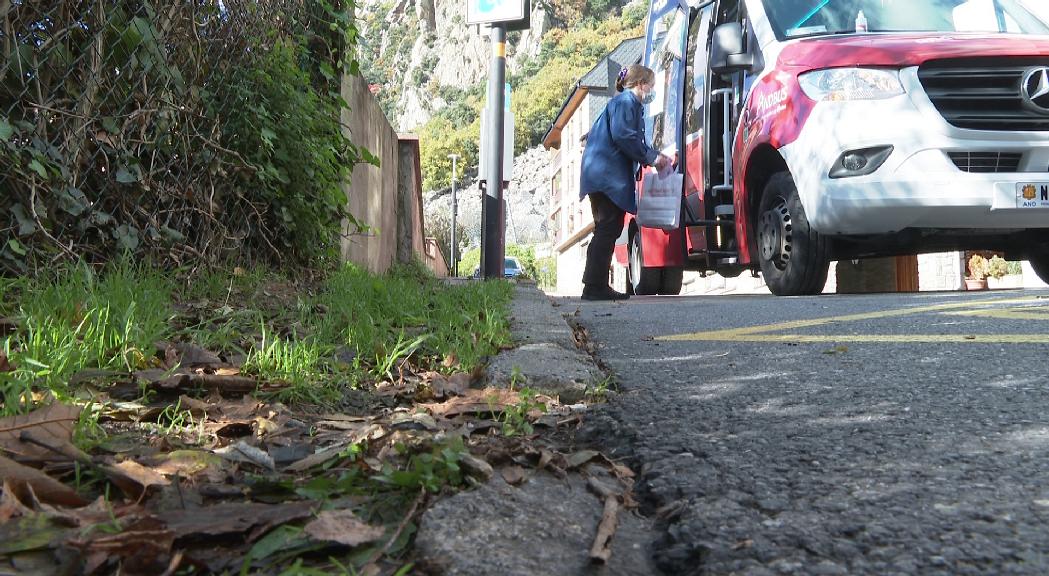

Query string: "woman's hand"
[[653, 153, 672, 171]]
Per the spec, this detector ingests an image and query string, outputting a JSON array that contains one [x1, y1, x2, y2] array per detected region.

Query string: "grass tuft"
[[1, 260, 174, 415]]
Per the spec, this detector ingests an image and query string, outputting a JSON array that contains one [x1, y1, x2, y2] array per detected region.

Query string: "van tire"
[[659, 267, 684, 295], [629, 231, 662, 295], [1029, 249, 1049, 285], [757, 172, 830, 296]]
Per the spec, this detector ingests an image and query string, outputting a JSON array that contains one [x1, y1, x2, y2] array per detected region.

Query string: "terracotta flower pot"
[[964, 278, 988, 291]]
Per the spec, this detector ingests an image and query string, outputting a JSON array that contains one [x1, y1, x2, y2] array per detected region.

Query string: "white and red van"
[[616, 0, 1049, 296]]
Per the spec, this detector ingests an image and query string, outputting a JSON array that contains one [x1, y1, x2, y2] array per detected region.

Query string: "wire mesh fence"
[[0, 0, 358, 274]]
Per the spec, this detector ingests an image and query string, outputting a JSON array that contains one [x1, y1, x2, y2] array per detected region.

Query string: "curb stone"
[[415, 282, 658, 575], [415, 472, 657, 576], [485, 283, 599, 403]]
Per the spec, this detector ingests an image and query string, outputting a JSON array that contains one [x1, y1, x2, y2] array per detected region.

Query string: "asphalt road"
[[575, 289, 1049, 576]]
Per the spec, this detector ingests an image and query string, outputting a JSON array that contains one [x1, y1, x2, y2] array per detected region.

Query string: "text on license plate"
[[1016, 182, 1049, 208]]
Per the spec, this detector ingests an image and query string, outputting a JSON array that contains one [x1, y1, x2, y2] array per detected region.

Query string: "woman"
[[579, 64, 670, 301]]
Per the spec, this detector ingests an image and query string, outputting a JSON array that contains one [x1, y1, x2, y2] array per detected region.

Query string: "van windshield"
[[766, 0, 1049, 39]]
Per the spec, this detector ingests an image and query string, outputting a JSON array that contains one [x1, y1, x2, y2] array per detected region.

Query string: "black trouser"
[[582, 192, 626, 288]]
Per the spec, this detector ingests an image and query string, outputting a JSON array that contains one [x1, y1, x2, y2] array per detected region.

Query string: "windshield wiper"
[[792, 0, 832, 30]]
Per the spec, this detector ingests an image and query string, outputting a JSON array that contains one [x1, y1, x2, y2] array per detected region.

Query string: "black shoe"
[[581, 285, 630, 301]]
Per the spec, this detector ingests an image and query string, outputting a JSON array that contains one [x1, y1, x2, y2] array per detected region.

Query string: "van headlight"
[[798, 68, 904, 101]]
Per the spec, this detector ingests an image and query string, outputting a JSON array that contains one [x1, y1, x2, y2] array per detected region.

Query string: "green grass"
[[313, 262, 513, 375], [1, 259, 513, 416], [1, 260, 174, 415], [244, 327, 336, 405]]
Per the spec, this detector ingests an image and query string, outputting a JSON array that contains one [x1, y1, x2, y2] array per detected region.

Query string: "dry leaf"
[[0, 513, 72, 556], [0, 403, 82, 462], [176, 395, 211, 417], [316, 419, 372, 431], [136, 371, 264, 396], [421, 388, 520, 418], [0, 480, 34, 521], [0, 354, 13, 373], [161, 501, 313, 541], [441, 354, 457, 368], [287, 425, 383, 472], [566, 450, 600, 470], [500, 465, 527, 486], [601, 456, 636, 480], [284, 447, 342, 472], [0, 454, 87, 507], [254, 417, 280, 437], [213, 396, 265, 420], [169, 342, 223, 368], [303, 510, 385, 547], [430, 373, 471, 399], [101, 401, 155, 423], [154, 450, 226, 482], [390, 412, 437, 431], [214, 441, 275, 471], [105, 460, 171, 501], [69, 515, 173, 575]]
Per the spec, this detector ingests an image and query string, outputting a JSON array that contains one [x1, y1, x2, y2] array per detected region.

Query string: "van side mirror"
[[710, 23, 753, 75]]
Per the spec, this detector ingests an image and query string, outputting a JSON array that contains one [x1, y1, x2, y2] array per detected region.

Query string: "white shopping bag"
[[635, 169, 683, 231]]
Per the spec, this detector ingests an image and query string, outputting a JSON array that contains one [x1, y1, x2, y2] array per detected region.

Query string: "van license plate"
[[1016, 182, 1049, 208]]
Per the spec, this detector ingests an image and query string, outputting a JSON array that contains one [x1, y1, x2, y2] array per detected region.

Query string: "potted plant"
[[966, 254, 989, 290], [986, 255, 1012, 289]]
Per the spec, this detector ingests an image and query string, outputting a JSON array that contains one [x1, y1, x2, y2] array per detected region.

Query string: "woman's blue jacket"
[[579, 90, 659, 214]]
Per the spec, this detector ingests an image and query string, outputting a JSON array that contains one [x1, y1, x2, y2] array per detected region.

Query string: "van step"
[[685, 219, 733, 227], [690, 249, 739, 257]]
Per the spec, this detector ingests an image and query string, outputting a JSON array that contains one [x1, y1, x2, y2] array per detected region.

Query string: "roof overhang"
[[541, 84, 589, 151]]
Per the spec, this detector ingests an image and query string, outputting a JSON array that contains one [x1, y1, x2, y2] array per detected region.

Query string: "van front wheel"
[[1029, 247, 1049, 285], [757, 172, 830, 296]]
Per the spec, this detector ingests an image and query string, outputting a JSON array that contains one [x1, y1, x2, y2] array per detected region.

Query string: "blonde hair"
[[616, 64, 655, 92]]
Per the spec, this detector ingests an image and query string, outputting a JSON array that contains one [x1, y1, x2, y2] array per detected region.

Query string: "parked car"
[[471, 256, 526, 278], [503, 257, 524, 278]]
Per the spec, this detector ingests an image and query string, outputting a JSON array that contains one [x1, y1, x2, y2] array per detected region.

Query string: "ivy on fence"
[[0, 0, 375, 274]]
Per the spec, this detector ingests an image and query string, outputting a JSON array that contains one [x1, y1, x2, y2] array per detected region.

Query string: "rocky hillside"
[[423, 144, 551, 248], [358, 0, 554, 132]]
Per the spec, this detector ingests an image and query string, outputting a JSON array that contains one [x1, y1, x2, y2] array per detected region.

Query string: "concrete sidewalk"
[[414, 282, 656, 576]]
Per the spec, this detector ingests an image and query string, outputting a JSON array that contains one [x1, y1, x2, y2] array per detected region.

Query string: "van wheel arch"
[[744, 146, 790, 264]]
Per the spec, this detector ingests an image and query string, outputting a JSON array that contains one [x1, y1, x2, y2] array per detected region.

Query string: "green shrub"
[[986, 255, 1009, 279], [209, 39, 376, 265]]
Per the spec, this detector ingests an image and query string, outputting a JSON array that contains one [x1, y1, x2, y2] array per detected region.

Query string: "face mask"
[[642, 90, 657, 105]]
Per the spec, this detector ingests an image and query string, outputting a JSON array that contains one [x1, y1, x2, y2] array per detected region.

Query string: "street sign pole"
[[481, 23, 507, 280], [448, 153, 459, 277]]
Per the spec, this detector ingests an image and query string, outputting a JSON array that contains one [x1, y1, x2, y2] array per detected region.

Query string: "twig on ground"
[[365, 488, 427, 566], [587, 477, 621, 564]]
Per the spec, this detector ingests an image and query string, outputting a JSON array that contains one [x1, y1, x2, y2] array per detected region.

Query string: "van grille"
[[947, 152, 1022, 173], [917, 58, 1049, 131]]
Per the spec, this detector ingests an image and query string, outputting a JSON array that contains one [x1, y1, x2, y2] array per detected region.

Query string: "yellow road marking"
[[658, 296, 1049, 343], [943, 305, 1049, 321]]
